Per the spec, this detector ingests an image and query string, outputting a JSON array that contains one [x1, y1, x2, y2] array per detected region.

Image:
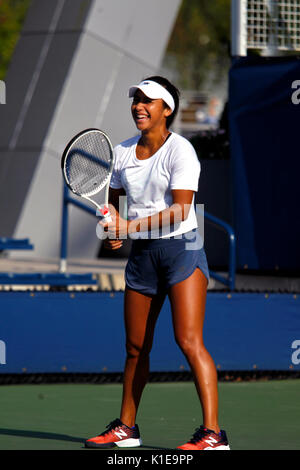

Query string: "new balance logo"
[[204, 436, 218, 446], [114, 429, 128, 440]]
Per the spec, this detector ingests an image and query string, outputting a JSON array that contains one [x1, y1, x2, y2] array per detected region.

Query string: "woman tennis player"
[[85, 76, 230, 451]]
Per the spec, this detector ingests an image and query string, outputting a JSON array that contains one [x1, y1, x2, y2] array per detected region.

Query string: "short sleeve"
[[109, 149, 123, 189], [169, 142, 201, 191]]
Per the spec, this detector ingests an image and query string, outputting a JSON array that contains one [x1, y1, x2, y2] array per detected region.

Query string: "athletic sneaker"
[[84, 418, 142, 449], [177, 425, 230, 450]]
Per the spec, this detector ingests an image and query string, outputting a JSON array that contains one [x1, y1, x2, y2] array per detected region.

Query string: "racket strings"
[[65, 132, 112, 196]]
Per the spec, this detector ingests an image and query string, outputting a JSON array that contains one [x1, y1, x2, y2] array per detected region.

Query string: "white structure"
[[231, 0, 300, 56]]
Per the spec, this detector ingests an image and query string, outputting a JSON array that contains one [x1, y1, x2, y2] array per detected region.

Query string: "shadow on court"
[[0, 428, 85, 443], [0, 428, 170, 450]]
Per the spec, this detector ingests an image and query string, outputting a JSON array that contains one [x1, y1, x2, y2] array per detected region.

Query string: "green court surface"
[[0, 379, 299, 450]]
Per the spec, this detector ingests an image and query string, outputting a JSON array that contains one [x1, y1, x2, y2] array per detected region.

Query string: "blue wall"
[[0, 291, 299, 373], [229, 56, 300, 271]]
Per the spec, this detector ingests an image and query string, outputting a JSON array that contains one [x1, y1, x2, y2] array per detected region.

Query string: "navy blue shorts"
[[125, 229, 209, 296]]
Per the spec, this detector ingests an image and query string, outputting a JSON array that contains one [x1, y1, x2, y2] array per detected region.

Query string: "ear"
[[164, 107, 173, 118]]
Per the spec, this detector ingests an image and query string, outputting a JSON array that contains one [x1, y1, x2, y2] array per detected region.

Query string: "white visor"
[[128, 80, 175, 112]]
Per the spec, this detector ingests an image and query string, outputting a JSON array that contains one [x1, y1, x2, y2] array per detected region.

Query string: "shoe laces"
[[99, 418, 123, 436], [189, 426, 213, 444]]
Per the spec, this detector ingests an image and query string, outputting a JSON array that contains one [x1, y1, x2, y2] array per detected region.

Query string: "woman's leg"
[[120, 287, 166, 428], [168, 268, 220, 433]]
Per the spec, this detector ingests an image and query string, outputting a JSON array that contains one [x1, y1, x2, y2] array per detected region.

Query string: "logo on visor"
[[143, 82, 149, 85]]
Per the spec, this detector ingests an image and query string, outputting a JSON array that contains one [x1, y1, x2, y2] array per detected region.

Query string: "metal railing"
[[59, 185, 95, 273], [60, 185, 236, 290], [197, 208, 236, 291], [0, 238, 33, 251]]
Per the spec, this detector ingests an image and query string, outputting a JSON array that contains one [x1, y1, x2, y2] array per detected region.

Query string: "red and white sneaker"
[[177, 425, 230, 450], [85, 418, 142, 448]]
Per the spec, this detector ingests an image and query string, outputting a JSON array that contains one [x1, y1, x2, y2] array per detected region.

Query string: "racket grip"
[[99, 205, 112, 223]]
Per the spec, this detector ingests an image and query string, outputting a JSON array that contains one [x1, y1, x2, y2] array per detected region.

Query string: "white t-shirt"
[[110, 132, 200, 238]]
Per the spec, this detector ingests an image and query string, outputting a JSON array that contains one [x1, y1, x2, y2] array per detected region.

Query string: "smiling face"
[[131, 89, 172, 133]]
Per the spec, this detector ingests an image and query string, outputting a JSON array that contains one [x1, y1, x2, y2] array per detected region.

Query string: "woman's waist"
[[130, 228, 204, 250]]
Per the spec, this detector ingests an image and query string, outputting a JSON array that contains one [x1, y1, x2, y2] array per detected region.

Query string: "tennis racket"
[[61, 128, 114, 222]]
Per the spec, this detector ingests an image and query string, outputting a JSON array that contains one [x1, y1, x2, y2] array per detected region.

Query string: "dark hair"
[[143, 75, 180, 129]]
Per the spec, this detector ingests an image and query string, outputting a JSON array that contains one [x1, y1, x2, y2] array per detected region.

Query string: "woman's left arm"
[[100, 189, 194, 238]]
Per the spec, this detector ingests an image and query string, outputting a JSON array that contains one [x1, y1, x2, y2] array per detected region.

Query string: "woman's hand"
[[99, 207, 130, 239], [103, 239, 123, 250]]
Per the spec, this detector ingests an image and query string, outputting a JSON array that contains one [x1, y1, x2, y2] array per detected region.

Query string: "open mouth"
[[134, 113, 150, 122]]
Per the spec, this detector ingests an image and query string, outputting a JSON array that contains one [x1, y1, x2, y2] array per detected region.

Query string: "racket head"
[[61, 128, 114, 197]]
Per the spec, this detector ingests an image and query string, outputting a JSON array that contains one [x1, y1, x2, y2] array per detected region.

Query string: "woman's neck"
[[139, 128, 171, 152], [136, 129, 171, 160]]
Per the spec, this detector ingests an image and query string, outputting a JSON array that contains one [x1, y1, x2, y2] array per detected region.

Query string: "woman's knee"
[[126, 339, 152, 360], [175, 335, 205, 359]]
